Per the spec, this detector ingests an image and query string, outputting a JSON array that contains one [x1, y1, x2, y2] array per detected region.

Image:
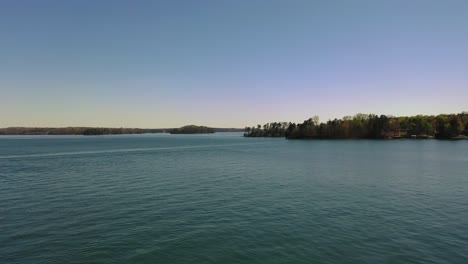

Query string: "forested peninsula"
[[244, 112, 468, 140]]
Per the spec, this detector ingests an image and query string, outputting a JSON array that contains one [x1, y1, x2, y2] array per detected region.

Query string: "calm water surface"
[[1, 133, 467, 263]]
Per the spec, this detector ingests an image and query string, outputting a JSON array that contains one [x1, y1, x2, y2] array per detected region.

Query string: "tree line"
[[0, 126, 243, 135], [244, 112, 468, 139], [0, 127, 165, 135]]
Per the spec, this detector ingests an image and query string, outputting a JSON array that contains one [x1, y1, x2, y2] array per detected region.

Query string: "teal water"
[[1, 133, 467, 263]]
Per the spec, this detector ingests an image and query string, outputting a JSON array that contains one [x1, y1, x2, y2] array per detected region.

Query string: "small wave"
[[0, 143, 265, 160]]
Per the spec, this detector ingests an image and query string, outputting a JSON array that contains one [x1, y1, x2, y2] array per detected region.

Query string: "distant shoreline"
[[0, 127, 244, 136]]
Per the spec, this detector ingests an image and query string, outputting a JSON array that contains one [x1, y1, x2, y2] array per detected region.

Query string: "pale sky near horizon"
[[1, 0, 467, 128]]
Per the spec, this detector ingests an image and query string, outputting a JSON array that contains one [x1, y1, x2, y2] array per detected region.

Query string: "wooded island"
[[169, 125, 215, 134]]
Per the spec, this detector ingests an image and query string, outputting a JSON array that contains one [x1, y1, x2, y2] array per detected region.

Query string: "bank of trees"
[[244, 112, 468, 139], [244, 122, 290, 137]]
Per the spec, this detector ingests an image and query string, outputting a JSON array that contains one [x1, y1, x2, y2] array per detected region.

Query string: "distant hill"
[[168, 125, 215, 134]]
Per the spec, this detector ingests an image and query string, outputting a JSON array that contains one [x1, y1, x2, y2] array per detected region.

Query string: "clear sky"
[[1, 0, 467, 128]]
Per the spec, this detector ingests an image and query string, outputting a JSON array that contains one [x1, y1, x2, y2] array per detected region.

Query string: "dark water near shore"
[[1, 133, 467, 263]]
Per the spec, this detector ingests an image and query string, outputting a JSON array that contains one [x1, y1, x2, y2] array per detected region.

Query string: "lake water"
[[1, 133, 467, 263]]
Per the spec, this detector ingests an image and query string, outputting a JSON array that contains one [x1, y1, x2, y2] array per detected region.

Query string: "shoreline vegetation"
[[0, 126, 242, 136], [244, 112, 468, 140]]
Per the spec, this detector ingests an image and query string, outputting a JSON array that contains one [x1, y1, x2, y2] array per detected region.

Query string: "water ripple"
[[0, 142, 265, 160]]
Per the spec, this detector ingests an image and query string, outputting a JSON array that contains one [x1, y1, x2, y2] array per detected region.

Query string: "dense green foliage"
[[245, 112, 468, 139], [169, 125, 215, 134]]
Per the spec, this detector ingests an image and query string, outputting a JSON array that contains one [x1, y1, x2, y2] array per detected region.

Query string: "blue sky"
[[1, 0, 467, 128]]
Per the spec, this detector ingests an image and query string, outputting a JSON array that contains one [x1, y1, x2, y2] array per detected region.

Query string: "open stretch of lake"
[[1, 133, 467, 263]]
